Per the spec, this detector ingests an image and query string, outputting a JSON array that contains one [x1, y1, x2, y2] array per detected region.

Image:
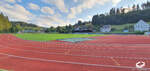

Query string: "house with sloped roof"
[[100, 25, 111, 32], [134, 20, 150, 32]]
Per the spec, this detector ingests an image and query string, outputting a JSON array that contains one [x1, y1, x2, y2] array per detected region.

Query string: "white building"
[[134, 20, 150, 32], [100, 25, 111, 32], [74, 27, 80, 31]]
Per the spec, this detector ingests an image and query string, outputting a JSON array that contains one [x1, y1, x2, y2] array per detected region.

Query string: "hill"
[[92, 9, 150, 26], [10, 21, 44, 33], [70, 2, 150, 33], [11, 21, 38, 27], [92, 2, 150, 26]]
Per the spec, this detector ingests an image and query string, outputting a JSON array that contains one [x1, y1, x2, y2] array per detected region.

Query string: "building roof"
[[101, 25, 111, 29], [136, 20, 148, 25]]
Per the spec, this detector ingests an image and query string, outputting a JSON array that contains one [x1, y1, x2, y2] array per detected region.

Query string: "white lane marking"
[[1, 38, 150, 51], [1, 38, 150, 57], [0, 52, 150, 69], [0, 45, 150, 60]]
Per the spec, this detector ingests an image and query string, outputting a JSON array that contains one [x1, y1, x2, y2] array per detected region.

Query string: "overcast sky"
[[0, 0, 148, 27]]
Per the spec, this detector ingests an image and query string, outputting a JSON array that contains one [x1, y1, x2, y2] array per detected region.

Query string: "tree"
[[56, 26, 61, 33], [116, 8, 120, 14], [92, 2, 150, 26], [142, 1, 150, 9], [0, 13, 12, 33], [10, 25, 17, 33], [132, 4, 136, 10], [64, 24, 73, 33], [68, 24, 73, 33], [16, 24, 22, 31], [78, 20, 82, 25], [109, 8, 116, 15], [137, 4, 140, 10], [121, 8, 126, 14]]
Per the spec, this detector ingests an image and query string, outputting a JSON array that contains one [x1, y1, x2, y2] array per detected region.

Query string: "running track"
[[0, 34, 150, 71]]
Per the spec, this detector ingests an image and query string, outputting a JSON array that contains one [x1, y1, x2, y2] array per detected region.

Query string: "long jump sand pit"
[[0, 34, 150, 71]]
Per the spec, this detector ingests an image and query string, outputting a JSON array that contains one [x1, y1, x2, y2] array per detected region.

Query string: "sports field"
[[14, 34, 102, 41], [0, 34, 150, 71], [0, 69, 7, 71]]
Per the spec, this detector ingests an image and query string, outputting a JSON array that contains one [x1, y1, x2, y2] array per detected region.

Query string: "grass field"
[[0, 69, 8, 71], [14, 34, 103, 41], [111, 24, 134, 32]]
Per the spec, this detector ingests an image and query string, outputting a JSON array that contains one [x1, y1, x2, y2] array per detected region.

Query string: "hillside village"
[[73, 1, 150, 34], [74, 20, 150, 33]]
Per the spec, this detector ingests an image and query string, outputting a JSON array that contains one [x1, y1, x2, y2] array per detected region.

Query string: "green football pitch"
[[14, 33, 104, 41]]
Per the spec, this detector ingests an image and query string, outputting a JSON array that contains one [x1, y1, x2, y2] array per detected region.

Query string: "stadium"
[[0, 0, 150, 71], [0, 34, 150, 71]]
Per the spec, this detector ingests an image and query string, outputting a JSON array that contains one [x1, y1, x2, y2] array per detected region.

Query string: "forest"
[[92, 1, 150, 26]]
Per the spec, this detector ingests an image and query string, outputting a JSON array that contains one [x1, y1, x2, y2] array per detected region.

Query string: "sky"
[[0, 0, 148, 27]]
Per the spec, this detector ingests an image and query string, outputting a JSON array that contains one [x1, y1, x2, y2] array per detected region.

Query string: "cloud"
[[112, 0, 121, 6], [41, 7, 54, 15], [42, 0, 68, 13], [28, 3, 40, 10], [3, 0, 16, 3], [31, 15, 55, 27], [68, 0, 109, 19], [32, 14, 70, 27], [88, 15, 92, 20], [17, 0, 22, 2], [76, 15, 92, 22], [0, 2, 33, 22], [2, 0, 22, 3], [0, 0, 123, 28], [0, 1, 69, 27], [78, 18, 84, 22], [74, 0, 78, 2]]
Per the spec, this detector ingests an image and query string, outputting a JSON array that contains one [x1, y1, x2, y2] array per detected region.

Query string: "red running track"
[[0, 34, 150, 71]]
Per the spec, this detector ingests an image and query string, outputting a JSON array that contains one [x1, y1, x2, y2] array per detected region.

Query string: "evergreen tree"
[[132, 4, 136, 10], [137, 4, 140, 10], [116, 8, 120, 14], [109, 8, 116, 15]]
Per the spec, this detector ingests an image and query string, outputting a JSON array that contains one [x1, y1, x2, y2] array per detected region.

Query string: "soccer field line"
[[0, 52, 150, 70], [0, 45, 150, 60]]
